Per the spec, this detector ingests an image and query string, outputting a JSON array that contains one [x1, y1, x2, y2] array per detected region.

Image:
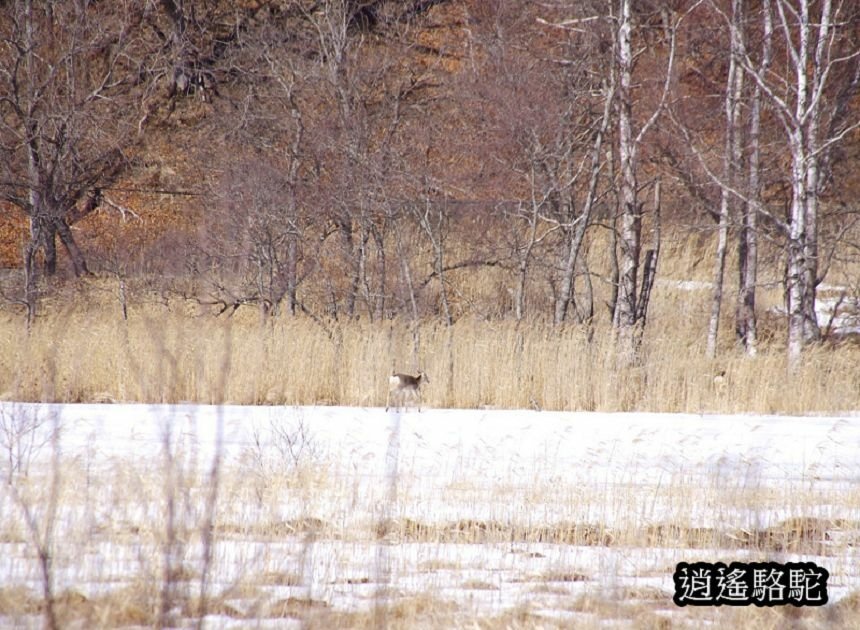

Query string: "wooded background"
[[1, 0, 859, 370]]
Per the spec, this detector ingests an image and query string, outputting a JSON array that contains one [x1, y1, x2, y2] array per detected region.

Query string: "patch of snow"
[[656, 279, 714, 291]]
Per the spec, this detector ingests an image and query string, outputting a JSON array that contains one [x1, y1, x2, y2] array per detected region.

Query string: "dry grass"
[[0, 303, 857, 413], [0, 229, 858, 412], [375, 515, 860, 554]]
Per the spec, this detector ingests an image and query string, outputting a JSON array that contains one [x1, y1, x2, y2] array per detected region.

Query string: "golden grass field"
[[0, 293, 857, 414], [1, 230, 858, 413]]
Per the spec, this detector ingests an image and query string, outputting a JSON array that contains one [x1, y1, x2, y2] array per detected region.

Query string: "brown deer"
[[386, 371, 429, 412]]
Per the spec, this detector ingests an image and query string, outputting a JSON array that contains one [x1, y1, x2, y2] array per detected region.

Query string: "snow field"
[[0, 402, 858, 628]]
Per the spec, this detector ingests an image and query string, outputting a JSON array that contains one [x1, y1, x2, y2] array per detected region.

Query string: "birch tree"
[[733, 0, 860, 367], [613, 0, 686, 360], [735, 0, 773, 356], [706, 0, 745, 359]]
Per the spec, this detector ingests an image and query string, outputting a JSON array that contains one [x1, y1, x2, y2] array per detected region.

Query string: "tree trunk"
[[736, 0, 770, 356], [799, 0, 825, 346], [784, 0, 830, 367], [786, 136, 808, 367], [614, 0, 639, 346], [636, 179, 661, 327], [24, 231, 41, 327], [53, 217, 90, 276], [371, 223, 386, 321], [707, 0, 744, 359], [516, 201, 539, 322], [43, 220, 57, 275], [801, 158, 821, 344], [414, 201, 452, 326], [575, 256, 594, 324], [357, 225, 372, 318], [737, 170, 759, 354], [431, 209, 452, 326], [707, 200, 730, 358], [607, 147, 620, 323], [338, 218, 359, 318], [393, 218, 419, 321], [554, 75, 614, 325], [285, 234, 298, 315]]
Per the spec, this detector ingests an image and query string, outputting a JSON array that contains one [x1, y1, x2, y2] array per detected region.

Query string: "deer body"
[[386, 371, 429, 412]]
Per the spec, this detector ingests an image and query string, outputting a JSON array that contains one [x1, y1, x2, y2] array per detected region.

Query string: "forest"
[[1, 0, 859, 409]]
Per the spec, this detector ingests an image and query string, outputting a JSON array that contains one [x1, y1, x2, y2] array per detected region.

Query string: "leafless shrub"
[[250, 413, 320, 474], [0, 405, 55, 482], [0, 406, 62, 630]]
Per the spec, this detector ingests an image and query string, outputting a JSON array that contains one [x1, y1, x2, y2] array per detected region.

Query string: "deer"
[[386, 371, 429, 412]]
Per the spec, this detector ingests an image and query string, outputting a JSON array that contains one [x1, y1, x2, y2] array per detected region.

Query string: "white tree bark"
[[736, 0, 771, 357], [615, 0, 639, 339], [613, 0, 681, 361], [783, 0, 826, 366], [707, 0, 745, 359], [734, 0, 857, 368]]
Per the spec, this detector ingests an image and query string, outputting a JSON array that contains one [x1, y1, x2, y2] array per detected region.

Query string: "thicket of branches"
[[1, 0, 859, 366]]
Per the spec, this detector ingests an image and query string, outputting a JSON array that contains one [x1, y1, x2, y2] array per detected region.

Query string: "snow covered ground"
[[1, 403, 859, 627]]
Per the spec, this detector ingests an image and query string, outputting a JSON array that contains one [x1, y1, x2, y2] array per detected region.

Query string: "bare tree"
[[408, 196, 453, 324], [199, 156, 312, 317], [613, 0, 685, 360], [735, 0, 773, 356], [0, 1, 153, 322], [669, 0, 772, 356], [186, 0, 441, 322], [292, 0, 429, 320], [729, 0, 860, 367], [1, 407, 62, 630], [706, 0, 746, 358], [468, 2, 616, 324], [554, 76, 616, 326], [673, 0, 857, 361]]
